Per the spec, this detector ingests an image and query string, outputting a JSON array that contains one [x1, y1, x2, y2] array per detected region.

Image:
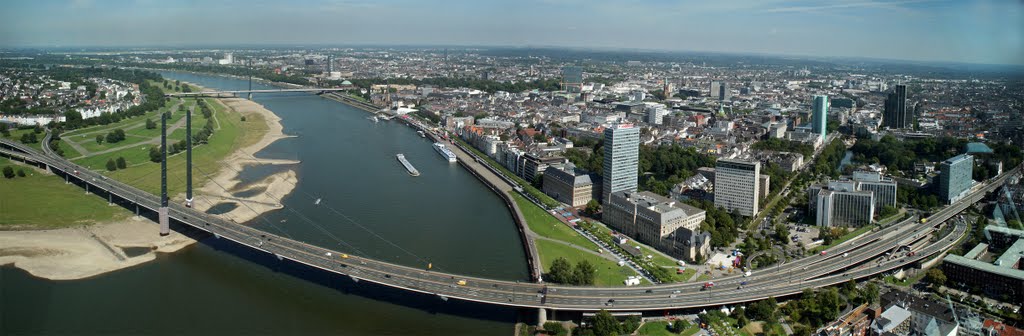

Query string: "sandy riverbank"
[[0, 217, 194, 280], [187, 96, 300, 224], [0, 81, 298, 280]]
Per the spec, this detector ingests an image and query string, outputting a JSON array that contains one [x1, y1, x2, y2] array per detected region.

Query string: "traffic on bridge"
[[0, 137, 1015, 311]]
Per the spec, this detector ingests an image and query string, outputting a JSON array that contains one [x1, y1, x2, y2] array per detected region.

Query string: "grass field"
[[511, 193, 596, 248], [585, 220, 694, 282], [636, 321, 699, 336], [0, 158, 131, 229], [98, 97, 263, 196], [535, 239, 636, 287], [810, 224, 875, 253], [3, 128, 45, 152]]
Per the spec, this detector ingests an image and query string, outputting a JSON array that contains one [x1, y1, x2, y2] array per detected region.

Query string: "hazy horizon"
[[1, 0, 1022, 66]]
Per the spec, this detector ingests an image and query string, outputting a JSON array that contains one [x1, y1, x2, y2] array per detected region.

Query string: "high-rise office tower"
[[938, 154, 974, 204], [718, 82, 731, 101], [812, 95, 829, 141], [714, 159, 760, 217], [709, 81, 720, 98], [883, 84, 908, 129], [561, 66, 583, 92], [602, 124, 640, 203]]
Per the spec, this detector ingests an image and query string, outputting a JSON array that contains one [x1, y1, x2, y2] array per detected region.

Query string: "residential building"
[[938, 154, 974, 204], [714, 159, 760, 217], [605, 190, 709, 262], [812, 95, 829, 141], [759, 175, 770, 201], [602, 124, 640, 203], [542, 163, 595, 207], [521, 153, 565, 184], [871, 305, 912, 336], [880, 291, 960, 336]]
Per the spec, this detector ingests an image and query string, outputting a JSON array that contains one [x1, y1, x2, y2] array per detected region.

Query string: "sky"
[[1, 0, 1022, 65]]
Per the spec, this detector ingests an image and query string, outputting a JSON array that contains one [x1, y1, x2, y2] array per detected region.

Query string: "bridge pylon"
[[159, 110, 170, 236], [185, 105, 193, 208]]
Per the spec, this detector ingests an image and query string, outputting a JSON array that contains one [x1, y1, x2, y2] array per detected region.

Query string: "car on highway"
[[820, 251, 827, 256]]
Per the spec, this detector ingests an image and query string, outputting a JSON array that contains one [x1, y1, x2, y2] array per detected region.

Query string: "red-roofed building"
[[984, 319, 1024, 336]]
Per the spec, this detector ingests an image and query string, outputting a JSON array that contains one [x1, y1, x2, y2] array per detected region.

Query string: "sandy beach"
[[0, 217, 194, 280], [188, 96, 300, 224], [0, 81, 297, 280]]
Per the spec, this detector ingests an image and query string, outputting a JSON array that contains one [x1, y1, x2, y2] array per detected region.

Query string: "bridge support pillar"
[[185, 104, 193, 208], [159, 107, 170, 236], [537, 308, 547, 326], [159, 207, 169, 236]]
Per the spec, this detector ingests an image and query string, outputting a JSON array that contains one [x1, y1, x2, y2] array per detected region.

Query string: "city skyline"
[[1, 0, 1022, 66]]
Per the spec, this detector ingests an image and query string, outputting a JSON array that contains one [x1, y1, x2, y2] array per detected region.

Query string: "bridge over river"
[[1, 137, 1015, 312]]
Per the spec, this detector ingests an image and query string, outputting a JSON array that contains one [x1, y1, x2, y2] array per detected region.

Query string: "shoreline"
[[0, 79, 296, 281]]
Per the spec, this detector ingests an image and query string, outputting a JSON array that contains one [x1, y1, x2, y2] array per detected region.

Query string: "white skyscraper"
[[602, 124, 640, 203], [714, 159, 760, 217]]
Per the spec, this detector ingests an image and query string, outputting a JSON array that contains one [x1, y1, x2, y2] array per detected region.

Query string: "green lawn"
[[3, 128, 45, 152], [0, 159, 131, 229], [100, 97, 262, 197], [511, 193, 596, 248], [535, 239, 636, 287], [878, 208, 907, 225], [637, 321, 699, 336], [585, 220, 693, 282], [811, 224, 875, 253]]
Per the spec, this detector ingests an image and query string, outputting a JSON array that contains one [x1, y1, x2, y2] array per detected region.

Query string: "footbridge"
[[0, 138, 1015, 311]]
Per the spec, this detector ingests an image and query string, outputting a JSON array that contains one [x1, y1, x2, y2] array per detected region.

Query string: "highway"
[[0, 137, 1014, 311]]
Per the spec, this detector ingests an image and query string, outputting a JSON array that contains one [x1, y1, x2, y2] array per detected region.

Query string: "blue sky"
[[1, 0, 1022, 65]]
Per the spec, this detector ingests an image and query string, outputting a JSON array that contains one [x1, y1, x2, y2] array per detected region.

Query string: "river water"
[[1, 72, 529, 335]]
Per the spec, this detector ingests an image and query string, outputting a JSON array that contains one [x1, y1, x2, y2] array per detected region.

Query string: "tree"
[[591, 310, 621, 336], [925, 268, 946, 287], [863, 283, 880, 304], [95, 134, 104, 144], [585, 199, 601, 217], [33, 124, 43, 134], [879, 205, 898, 219], [16, 169, 26, 177], [542, 322, 566, 336], [149, 146, 163, 163], [20, 132, 37, 144], [116, 157, 127, 169], [547, 257, 573, 284], [106, 158, 118, 171], [146, 118, 156, 129], [793, 324, 813, 336], [2, 166, 14, 178], [572, 260, 597, 285]]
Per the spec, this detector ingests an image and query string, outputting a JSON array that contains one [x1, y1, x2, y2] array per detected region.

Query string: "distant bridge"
[[165, 88, 350, 98]]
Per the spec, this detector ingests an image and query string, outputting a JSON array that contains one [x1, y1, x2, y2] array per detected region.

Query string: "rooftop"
[[965, 142, 994, 154], [943, 238, 1024, 281]]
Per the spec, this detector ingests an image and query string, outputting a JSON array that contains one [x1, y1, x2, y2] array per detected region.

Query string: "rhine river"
[[1, 72, 529, 335]]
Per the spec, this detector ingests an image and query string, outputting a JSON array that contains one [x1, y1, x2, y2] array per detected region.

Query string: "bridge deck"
[[0, 138, 1013, 311]]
